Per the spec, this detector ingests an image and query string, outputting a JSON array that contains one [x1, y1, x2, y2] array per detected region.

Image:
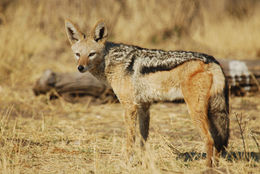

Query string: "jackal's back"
[[105, 43, 219, 76]]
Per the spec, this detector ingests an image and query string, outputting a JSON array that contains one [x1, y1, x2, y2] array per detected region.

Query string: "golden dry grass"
[[0, 0, 260, 173]]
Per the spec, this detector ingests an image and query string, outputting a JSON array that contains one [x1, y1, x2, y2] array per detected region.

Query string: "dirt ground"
[[0, 91, 259, 173]]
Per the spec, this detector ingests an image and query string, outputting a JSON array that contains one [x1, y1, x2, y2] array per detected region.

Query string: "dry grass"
[[0, 0, 260, 173]]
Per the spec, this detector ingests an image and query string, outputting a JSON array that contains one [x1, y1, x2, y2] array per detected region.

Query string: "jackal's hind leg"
[[182, 70, 214, 167]]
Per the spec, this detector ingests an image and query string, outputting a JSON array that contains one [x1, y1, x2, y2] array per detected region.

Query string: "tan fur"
[[65, 20, 229, 167], [208, 63, 226, 94]]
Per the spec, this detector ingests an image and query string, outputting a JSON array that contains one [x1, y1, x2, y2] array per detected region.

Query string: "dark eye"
[[89, 52, 96, 57], [75, 53, 80, 57]]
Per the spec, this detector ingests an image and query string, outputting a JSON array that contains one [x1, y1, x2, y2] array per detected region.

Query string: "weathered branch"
[[33, 70, 118, 104]]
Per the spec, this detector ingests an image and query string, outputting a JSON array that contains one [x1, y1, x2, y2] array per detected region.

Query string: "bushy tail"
[[208, 79, 229, 152]]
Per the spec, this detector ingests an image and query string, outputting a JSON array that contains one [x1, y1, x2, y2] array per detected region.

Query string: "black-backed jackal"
[[65, 20, 229, 167]]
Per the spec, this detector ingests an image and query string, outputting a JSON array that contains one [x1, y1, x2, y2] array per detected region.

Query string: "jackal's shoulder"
[[105, 42, 219, 75]]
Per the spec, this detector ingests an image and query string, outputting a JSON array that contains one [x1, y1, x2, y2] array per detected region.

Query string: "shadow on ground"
[[177, 151, 260, 162]]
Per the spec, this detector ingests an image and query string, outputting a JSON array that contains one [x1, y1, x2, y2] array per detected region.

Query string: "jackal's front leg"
[[124, 104, 138, 159], [138, 103, 150, 147]]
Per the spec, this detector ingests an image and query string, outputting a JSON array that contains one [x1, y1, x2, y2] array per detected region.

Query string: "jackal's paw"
[[125, 152, 142, 167]]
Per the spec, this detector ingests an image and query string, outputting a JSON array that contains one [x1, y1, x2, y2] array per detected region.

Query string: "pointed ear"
[[65, 19, 85, 45], [91, 20, 108, 43]]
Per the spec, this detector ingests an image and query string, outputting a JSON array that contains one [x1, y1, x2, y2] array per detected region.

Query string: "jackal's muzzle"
[[77, 65, 90, 73]]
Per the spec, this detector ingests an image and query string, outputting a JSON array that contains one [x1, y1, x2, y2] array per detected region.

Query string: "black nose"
[[78, 65, 84, 72]]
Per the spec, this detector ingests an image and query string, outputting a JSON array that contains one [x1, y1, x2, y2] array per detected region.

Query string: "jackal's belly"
[[134, 81, 183, 103]]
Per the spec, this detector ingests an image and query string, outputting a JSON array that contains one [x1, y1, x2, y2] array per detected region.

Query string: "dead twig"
[[250, 130, 260, 153], [234, 113, 248, 161]]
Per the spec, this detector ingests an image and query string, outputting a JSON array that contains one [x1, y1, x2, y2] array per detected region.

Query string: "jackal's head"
[[65, 20, 108, 73]]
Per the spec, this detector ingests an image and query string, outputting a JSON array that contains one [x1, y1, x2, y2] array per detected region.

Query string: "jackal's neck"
[[104, 41, 122, 52], [89, 62, 106, 80]]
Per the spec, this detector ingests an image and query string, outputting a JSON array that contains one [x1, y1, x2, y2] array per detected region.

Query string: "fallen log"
[[33, 70, 118, 104], [33, 59, 260, 103], [218, 59, 260, 96]]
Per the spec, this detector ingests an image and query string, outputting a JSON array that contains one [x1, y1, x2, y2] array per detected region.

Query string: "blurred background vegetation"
[[0, 0, 260, 87]]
